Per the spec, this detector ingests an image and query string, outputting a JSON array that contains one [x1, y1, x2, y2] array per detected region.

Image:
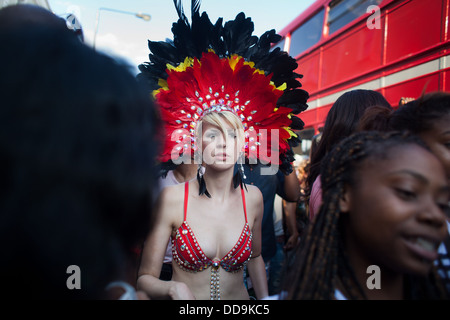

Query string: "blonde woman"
[[137, 111, 267, 300], [136, 1, 308, 300]]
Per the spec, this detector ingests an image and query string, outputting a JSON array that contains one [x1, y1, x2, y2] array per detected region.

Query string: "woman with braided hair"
[[358, 92, 450, 294], [284, 131, 449, 299]]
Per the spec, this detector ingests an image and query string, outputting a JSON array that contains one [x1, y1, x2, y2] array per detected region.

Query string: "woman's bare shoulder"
[[155, 183, 186, 220], [245, 184, 262, 197], [244, 184, 263, 207], [158, 182, 187, 203], [243, 185, 263, 223]]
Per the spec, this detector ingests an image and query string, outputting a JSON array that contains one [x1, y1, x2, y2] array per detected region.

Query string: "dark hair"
[[0, 26, 158, 299], [0, 4, 68, 30], [285, 131, 448, 299], [306, 90, 391, 207], [358, 92, 450, 133]]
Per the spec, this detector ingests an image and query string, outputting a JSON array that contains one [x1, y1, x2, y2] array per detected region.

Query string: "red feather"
[[155, 51, 295, 164]]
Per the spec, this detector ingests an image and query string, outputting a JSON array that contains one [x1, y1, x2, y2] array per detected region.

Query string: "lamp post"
[[93, 7, 151, 50]]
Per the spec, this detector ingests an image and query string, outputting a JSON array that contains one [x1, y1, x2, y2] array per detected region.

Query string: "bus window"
[[328, 0, 383, 35], [288, 8, 325, 58], [271, 38, 286, 52]]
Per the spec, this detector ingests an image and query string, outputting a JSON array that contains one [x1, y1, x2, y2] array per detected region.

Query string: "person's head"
[[196, 110, 245, 170], [358, 92, 450, 183], [307, 89, 391, 190], [0, 4, 67, 30], [319, 89, 391, 154], [0, 25, 158, 299], [287, 131, 449, 299], [391, 92, 450, 182]]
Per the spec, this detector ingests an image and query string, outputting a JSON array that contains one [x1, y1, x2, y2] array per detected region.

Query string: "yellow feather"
[[166, 57, 194, 72], [284, 126, 298, 138]]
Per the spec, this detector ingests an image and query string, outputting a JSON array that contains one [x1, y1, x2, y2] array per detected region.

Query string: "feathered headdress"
[[138, 0, 308, 175]]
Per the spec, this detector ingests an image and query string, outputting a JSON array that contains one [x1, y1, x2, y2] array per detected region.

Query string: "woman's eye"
[[395, 188, 417, 200]]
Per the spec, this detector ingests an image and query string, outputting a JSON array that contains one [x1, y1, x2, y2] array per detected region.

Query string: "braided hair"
[[285, 130, 448, 300]]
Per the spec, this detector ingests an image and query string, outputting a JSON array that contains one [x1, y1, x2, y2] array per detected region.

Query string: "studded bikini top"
[[172, 182, 253, 274]]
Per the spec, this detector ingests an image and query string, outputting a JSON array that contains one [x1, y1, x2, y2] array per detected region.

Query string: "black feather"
[[191, 11, 215, 57], [222, 12, 257, 56], [148, 40, 182, 66], [277, 89, 309, 114], [173, 0, 189, 25], [290, 115, 305, 131], [232, 170, 247, 191], [197, 170, 211, 198], [191, 0, 201, 14], [209, 17, 225, 56]]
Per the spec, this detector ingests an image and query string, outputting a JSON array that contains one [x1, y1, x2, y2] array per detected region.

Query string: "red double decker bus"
[[275, 0, 450, 154]]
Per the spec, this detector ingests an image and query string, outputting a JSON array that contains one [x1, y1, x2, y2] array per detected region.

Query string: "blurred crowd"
[[0, 4, 448, 300]]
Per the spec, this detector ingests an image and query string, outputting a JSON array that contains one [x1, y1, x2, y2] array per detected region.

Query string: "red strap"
[[183, 182, 189, 221], [240, 186, 248, 223]]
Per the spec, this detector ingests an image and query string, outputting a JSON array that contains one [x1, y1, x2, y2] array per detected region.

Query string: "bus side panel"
[[296, 109, 318, 130], [296, 101, 332, 133], [317, 104, 332, 124], [383, 72, 440, 107], [296, 50, 321, 96], [385, 0, 443, 64], [444, 68, 450, 92], [320, 18, 383, 89]]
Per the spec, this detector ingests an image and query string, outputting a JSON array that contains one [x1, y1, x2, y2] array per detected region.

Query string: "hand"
[[284, 233, 299, 251], [169, 281, 196, 300]]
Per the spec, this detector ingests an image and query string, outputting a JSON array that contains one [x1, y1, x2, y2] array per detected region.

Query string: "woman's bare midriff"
[[171, 263, 250, 300]]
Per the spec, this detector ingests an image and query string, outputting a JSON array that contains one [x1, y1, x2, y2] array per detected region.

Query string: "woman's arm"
[[281, 169, 300, 202], [136, 187, 195, 300], [247, 186, 268, 299], [283, 200, 300, 251], [247, 255, 268, 299]]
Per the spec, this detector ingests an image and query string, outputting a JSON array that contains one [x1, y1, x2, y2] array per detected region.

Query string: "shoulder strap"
[[183, 182, 189, 221], [240, 185, 248, 223]]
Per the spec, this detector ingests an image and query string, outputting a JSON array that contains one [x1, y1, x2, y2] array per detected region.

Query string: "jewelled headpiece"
[[138, 0, 309, 174]]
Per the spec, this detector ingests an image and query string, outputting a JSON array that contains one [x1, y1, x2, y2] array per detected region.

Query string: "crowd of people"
[[0, 3, 449, 300]]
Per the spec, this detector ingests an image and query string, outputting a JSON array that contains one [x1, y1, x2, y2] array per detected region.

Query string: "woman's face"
[[419, 114, 450, 183], [342, 144, 449, 277], [200, 121, 242, 170]]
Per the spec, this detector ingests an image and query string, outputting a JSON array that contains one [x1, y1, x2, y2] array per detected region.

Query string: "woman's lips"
[[402, 236, 440, 261], [214, 153, 228, 160]]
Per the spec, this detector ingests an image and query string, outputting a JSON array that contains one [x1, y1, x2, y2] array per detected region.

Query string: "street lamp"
[[93, 7, 151, 50]]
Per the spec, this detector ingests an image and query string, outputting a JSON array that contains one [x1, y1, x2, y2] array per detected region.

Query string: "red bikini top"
[[171, 182, 252, 273]]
